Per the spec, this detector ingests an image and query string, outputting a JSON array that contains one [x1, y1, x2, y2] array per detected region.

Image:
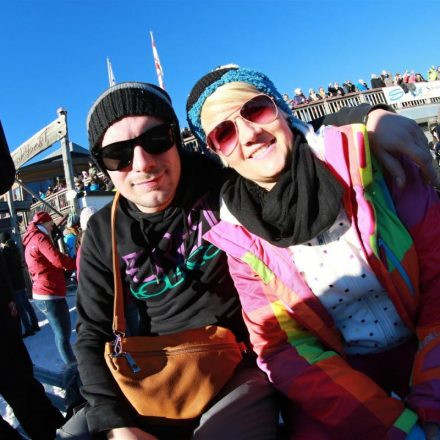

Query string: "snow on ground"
[[0, 288, 78, 434]]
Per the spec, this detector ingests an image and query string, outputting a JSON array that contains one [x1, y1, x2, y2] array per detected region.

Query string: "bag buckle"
[[113, 332, 124, 356], [112, 332, 141, 374]]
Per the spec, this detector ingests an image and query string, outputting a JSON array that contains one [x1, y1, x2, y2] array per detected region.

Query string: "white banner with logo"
[[11, 115, 67, 169], [382, 80, 440, 105]]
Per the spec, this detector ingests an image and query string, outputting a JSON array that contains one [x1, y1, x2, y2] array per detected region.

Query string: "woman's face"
[[201, 90, 294, 190]]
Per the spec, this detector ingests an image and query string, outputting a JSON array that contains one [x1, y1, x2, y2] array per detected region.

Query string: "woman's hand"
[[107, 427, 158, 440], [366, 109, 440, 188]]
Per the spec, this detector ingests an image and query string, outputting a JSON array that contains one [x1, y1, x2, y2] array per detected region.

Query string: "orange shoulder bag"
[[104, 192, 245, 423]]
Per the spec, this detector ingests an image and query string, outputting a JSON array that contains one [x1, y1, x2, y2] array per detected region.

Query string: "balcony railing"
[[292, 89, 388, 123], [291, 85, 440, 123], [27, 188, 70, 226]]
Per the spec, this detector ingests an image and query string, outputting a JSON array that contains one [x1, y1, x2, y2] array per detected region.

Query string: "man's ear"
[[0, 121, 16, 195]]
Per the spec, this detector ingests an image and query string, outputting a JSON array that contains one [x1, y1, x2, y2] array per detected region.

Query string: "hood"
[[22, 222, 43, 247]]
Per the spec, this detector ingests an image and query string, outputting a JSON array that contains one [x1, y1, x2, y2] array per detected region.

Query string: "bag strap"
[[110, 191, 126, 335]]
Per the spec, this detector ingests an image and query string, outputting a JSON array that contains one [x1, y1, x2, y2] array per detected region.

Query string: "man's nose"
[[131, 145, 157, 171]]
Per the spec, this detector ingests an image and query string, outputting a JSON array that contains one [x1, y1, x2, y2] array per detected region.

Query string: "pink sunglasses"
[[206, 94, 278, 156]]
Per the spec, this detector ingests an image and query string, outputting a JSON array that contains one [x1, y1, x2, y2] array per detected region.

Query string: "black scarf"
[[124, 150, 225, 283], [221, 134, 344, 247]]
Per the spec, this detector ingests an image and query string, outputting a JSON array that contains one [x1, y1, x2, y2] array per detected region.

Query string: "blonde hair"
[[201, 83, 262, 166], [201, 82, 290, 166], [201, 82, 262, 131]]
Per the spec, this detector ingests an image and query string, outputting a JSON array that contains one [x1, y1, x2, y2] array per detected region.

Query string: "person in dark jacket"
[[0, 120, 65, 440], [342, 80, 356, 94], [23, 211, 76, 364], [371, 73, 386, 89], [63, 83, 280, 440], [0, 251, 65, 440], [429, 120, 440, 167], [0, 231, 39, 337]]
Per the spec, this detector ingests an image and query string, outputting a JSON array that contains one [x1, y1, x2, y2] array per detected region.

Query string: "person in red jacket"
[[23, 211, 77, 364]]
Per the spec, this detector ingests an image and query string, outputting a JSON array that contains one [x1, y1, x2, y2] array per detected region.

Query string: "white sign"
[[382, 80, 440, 105], [11, 115, 67, 169]]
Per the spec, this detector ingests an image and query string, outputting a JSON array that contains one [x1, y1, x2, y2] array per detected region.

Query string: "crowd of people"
[[1, 65, 440, 440], [73, 161, 114, 193], [37, 162, 114, 202], [285, 65, 440, 108], [38, 177, 67, 200]]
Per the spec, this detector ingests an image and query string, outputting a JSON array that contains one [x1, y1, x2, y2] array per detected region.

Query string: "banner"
[[11, 115, 67, 169], [107, 57, 116, 87], [150, 31, 165, 90], [382, 80, 440, 105]]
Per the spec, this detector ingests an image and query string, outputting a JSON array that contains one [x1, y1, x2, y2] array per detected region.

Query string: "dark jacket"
[[1, 239, 26, 290], [371, 77, 386, 89], [0, 252, 20, 336]]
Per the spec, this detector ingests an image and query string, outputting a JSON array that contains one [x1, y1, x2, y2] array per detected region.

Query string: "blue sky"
[[1, 0, 439, 162]]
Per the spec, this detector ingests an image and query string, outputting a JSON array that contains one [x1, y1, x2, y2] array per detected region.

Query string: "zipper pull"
[[124, 353, 141, 374]]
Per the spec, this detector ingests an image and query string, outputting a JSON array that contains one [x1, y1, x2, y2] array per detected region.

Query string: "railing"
[[291, 89, 389, 123], [27, 188, 70, 225], [291, 87, 440, 123], [182, 136, 202, 153]]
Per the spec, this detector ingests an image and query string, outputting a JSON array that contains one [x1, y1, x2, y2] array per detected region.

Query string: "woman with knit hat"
[[187, 66, 440, 440], [23, 211, 77, 365]]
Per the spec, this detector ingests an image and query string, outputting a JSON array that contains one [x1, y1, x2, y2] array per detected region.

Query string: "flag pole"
[[149, 31, 165, 90], [107, 57, 116, 87]]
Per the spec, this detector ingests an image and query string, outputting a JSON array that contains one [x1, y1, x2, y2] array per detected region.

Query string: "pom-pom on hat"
[[186, 65, 307, 146], [32, 211, 52, 224], [80, 207, 96, 231], [87, 82, 180, 153]]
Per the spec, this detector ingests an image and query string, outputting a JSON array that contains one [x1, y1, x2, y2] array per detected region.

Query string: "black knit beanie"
[[186, 65, 305, 147], [186, 67, 238, 115], [87, 82, 180, 152]]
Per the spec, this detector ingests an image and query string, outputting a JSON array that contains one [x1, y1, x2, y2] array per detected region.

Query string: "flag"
[[107, 57, 116, 87], [150, 31, 165, 90]]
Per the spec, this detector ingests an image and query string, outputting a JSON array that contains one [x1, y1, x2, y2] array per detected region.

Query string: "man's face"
[[44, 221, 54, 234], [101, 115, 181, 214]]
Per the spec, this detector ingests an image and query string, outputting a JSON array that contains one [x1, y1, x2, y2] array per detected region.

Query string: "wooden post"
[[6, 188, 32, 296], [7, 188, 22, 251], [57, 108, 78, 215]]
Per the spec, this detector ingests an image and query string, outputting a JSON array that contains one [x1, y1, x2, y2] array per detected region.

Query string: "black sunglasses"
[[93, 123, 177, 171]]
